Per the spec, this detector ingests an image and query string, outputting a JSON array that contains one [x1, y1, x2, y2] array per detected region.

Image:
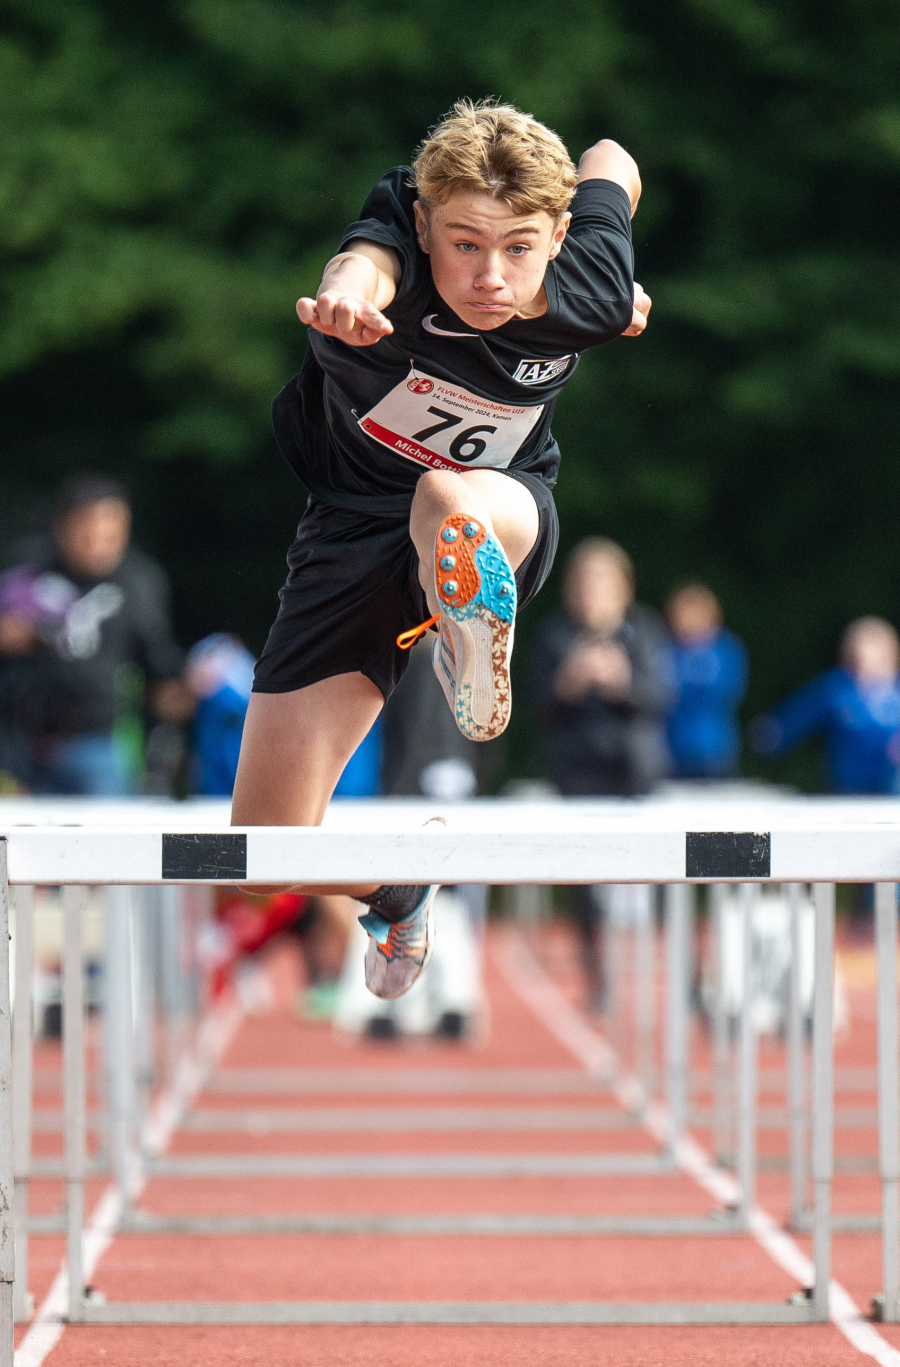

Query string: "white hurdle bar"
[[0, 814, 897, 886], [3, 796, 900, 1340]]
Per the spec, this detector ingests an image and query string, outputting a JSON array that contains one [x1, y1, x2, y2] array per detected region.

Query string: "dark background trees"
[[2, 0, 899, 787]]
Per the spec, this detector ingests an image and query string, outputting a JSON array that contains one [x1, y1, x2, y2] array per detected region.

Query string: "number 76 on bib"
[[359, 368, 543, 473]]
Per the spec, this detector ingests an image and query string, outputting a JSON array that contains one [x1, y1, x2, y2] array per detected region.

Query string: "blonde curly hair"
[[412, 99, 577, 219]]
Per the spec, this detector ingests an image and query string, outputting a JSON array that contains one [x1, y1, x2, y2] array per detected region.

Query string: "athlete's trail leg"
[[231, 672, 383, 896], [409, 469, 539, 610], [233, 671, 437, 1000]]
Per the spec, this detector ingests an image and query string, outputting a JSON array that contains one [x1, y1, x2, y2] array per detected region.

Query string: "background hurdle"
[[2, 794, 900, 1348]]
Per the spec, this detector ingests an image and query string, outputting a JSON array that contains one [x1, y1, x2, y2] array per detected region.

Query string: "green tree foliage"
[[1, 0, 899, 783]]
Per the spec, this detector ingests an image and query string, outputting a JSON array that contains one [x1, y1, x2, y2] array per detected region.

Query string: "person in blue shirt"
[[185, 634, 257, 797], [187, 632, 383, 798], [753, 617, 900, 794], [665, 583, 748, 779]]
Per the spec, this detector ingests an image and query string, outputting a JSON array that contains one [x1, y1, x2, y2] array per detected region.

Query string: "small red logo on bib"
[[407, 378, 434, 394]]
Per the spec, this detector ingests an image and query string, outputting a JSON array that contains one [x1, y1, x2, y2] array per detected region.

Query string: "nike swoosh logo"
[[422, 313, 478, 338]]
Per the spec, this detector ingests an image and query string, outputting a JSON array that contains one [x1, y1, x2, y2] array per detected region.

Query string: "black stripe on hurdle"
[[685, 832, 771, 880], [162, 833, 247, 881]]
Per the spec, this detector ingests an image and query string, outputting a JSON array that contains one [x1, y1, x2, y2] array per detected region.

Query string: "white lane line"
[[497, 931, 900, 1364], [14, 996, 243, 1367]]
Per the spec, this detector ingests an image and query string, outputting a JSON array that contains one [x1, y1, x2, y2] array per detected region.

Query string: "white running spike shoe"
[[430, 513, 517, 742]]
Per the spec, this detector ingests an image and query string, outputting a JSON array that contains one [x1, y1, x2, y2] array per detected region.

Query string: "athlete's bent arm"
[[577, 139, 649, 339], [577, 139, 641, 214], [296, 239, 402, 347]]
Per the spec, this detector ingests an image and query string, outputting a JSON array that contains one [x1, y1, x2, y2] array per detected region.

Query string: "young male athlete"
[[232, 100, 650, 1000]]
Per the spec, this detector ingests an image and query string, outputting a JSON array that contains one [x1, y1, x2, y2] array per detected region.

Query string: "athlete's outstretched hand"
[[296, 293, 394, 347], [622, 282, 651, 337]]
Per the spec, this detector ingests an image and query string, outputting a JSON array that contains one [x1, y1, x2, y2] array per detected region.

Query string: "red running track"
[[15, 923, 900, 1367]]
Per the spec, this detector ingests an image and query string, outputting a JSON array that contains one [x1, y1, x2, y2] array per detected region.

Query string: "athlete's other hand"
[[296, 293, 394, 347], [622, 282, 651, 338]]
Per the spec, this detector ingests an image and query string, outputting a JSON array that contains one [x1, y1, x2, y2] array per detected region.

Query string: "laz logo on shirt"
[[513, 355, 573, 386]]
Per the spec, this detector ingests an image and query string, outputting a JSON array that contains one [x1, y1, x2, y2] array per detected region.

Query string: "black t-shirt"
[[273, 166, 634, 517]]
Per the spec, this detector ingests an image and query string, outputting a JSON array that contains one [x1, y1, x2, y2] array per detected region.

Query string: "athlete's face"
[[414, 192, 570, 331]]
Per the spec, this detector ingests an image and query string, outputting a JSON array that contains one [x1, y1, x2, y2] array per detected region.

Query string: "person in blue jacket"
[[665, 583, 748, 779], [753, 617, 900, 794], [185, 634, 257, 797], [186, 632, 382, 798]]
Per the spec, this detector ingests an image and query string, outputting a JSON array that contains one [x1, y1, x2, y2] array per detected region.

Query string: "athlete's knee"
[[411, 468, 460, 514], [411, 470, 488, 530]]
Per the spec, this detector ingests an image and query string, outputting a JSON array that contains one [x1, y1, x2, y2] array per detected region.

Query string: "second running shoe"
[[430, 513, 517, 742], [359, 884, 438, 1000]]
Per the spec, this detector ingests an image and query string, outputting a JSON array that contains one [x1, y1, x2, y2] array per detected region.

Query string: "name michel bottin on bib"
[[358, 368, 543, 473]]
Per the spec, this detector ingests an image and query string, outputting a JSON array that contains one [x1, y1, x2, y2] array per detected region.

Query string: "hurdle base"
[[74, 1299, 816, 1325], [117, 1211, 749, 1237], [142, 1152, 676, 1179], [791, 1210, 880, 1233]]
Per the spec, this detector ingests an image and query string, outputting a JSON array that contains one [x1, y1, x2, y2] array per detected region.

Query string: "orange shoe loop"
[[396, 614, 440, 650]]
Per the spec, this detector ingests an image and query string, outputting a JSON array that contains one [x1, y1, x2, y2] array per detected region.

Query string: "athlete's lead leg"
[[409, 469, 539, 607]]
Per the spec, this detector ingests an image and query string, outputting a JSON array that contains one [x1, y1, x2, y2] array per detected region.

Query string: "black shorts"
[[253, 470, 559, 701]]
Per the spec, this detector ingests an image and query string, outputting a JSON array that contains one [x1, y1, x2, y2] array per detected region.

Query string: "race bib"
[[359, 369, 543, 473]]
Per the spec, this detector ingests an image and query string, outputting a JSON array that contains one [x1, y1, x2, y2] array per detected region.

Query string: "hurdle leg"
[[606, 893, 624, 1060], [63, 886, 86, 1323], [711, 884, 731, 1165], [684, 885, 695, 1120], [143, 886, 164, 1108], [665, 885, 690, 1153], [635, 886, 655, 1102], [0, 843, 15, 1364], [184, 887, 208, 1034], [127, 889, 150, 1141], [876, 882, 899, 1321], [105, 887, 136, 1212], [811, 882, 835, 1321], [599, 889, 614, 1019], [12, 886, 34, 1322], [159, 886, 186, 1090], [736, 883, 758, 1225], [787, 883, 807, 1228]]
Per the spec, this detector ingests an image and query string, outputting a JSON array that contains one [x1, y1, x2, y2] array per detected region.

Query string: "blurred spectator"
[[529, 538, 670, 797], [665, 583, 748, 779], [0, 473, 187, 795], [185, 628, 382, 801], [753, 616, 900, 793], [186, 633, 256, 796], [528, 538, 670, 1010], [0, 666, 31, 792]]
